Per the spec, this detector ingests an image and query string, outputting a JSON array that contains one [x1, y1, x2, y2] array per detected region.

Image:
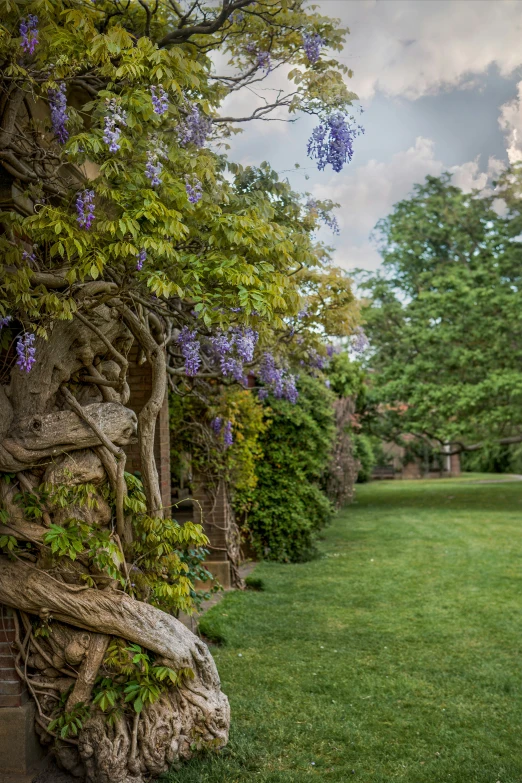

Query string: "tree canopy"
[[358, 171, 522, 454]]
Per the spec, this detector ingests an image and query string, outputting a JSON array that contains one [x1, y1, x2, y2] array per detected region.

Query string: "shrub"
[[353, 433, 377, 482], [245, 375, 335, 562]]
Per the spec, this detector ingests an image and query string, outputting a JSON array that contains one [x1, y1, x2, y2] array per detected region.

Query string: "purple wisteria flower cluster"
[[258, 352, 299, 403], [302, 33, 325, 64], [307, 113, 363, 173], [150, 86, 169, 116], [76, 190, 95, 229], [210, 417, 234, 448], [16, 333, 36, 373], [308, 348, 327, 370], [246, 43, 271, 73], [22, 250, 36, 264], [48, 83, 69, 144], [185, 176, 203, 204], [352, 326, 369, 354], [145, 141, 167, 187], [210, 326, 258, 384], [178, 105, 212, 148], [177, 326, 201, 376], [306, 198, 340, 236], [0, 316, 12, 329], [103, 99, 127, 153], [136, 248, 147, 271], [211, 416, 222, 434], [20, 16, 38, 55]]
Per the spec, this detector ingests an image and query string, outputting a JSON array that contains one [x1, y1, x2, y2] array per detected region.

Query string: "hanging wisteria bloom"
[[145, 141, 167, 187], [150, 86, 169, 116], [177, 326, 201, 376], [258, 352, 298, 402], [223, 420, 233, 448], [211, 417, 223, 435], [306, 198, 340, 235], [0, 316, 12, 329], [20, 15, 38, 55], [302, 32, 325, 64], [136, 249, 147, 271], [309, 348, 327, 370], [326, 344, 341, 358], [22, 250, 36, 264], [178, 105, 212, 148], [233, 326, 258, 363], [256, 50, 271, 73], [48, 83, 69, 144], [283, 374, 299, 404], [258, 388, 269, 401], [103, 99, 127, 153], [185, 176, 203, 204], [16, 333, 36, 373], [76, 190, 95, 229], [307, 113, 364, 173], [352, 326, 369, 354]]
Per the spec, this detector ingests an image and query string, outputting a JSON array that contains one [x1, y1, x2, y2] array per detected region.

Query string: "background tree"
[[357, 173, 522, 460], [0, 1, 361, 779]]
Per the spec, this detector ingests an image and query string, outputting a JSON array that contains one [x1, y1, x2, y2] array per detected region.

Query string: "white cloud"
[[499, 80, 522, 163], [312, 137, 504, 272], [321, 0, 522, 101]]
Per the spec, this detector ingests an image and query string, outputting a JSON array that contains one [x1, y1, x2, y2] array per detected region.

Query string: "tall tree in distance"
[[357, 172, 522, 457]]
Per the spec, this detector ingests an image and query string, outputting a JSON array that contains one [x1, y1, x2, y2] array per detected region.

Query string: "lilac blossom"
[[352, 326, 369, 354], [16, 333, 36, 373], [177, 326, 201, 376], [211, 417, 222, 434], [185, 176, 203, 204], [48, 83, 69, 144], [0, 316, 12, 329], [103, 99, 127, 153], [76, 190, 95, 229], [136, 248, 146, 271], [20, 15, 38, 55], [178, 105, 212, 148], [223, 420, 233, 448], [307, 113, 364, 173], [302, 32, 325, 64], [150, 86, 169, 116]]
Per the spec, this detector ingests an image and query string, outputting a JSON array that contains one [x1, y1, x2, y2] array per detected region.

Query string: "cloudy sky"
[[220, 0, 522, 272]]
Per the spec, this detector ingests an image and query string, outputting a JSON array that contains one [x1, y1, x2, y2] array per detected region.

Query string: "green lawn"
[[167, 476, 522, 783]]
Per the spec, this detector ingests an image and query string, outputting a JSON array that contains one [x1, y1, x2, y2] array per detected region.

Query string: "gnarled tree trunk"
[[0, 304, 229, 781]]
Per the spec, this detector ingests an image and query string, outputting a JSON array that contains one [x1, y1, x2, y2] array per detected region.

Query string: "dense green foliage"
[[0, 0, 358, 350], [352, 432, 376, 482], [174, 476, 522, 783], [170, 386, 267, 512], [246, 374, 335, 562], [358, 172, 522, 453]]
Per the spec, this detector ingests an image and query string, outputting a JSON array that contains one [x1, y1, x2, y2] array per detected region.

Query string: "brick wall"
[[0, 605, 25, 708], [125, 345, 171, 512]]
